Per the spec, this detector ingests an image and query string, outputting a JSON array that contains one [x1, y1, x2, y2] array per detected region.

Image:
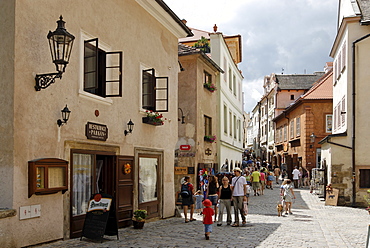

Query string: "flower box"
[[204, 135, 216, 143], [203, 82, 217, 93], [142, 117, 163, 126]]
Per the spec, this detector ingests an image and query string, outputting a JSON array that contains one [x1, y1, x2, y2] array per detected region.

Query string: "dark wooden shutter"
[[105, 51, 122, 97], [142, 69, 155, 110], [84, 38, 98, 91], [155, 77, 168, 112]]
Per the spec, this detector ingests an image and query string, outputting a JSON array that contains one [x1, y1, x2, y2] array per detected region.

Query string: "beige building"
[[180, 26, 244, 172], [320, 0, 370, 206], [0, 0, 192, 246], [175, 44, 222, 192]]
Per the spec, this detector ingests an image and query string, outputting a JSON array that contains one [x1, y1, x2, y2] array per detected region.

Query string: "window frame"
[[204, 115, 212, 136], [141, 68, 169, 112], [83, 38, 123, 98]]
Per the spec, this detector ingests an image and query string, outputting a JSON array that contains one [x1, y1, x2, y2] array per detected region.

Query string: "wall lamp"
[[57, 105, 71, 127], [178, 108, 185, 124], [35, 16, 75, 91], [124, 119, 134, 136], [310, 132, 316, 148]]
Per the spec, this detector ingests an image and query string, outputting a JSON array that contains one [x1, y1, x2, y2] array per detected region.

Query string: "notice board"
[[81, 193, 118, 241]]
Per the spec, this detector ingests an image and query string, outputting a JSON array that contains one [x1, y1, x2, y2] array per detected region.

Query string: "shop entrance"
[[70, 151, 134, 238]]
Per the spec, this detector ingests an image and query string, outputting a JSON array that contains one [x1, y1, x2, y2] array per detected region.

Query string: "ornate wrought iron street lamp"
[[35, 16, 75, 91]]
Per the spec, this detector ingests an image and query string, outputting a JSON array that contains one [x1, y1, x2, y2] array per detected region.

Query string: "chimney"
[[181, 19, 187, 25]]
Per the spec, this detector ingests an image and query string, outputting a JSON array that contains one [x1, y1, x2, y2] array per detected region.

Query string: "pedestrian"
[[206, 175, 219, 221], [303, 169, 310, 188], [230, 167, 247, 227], [181, 176, 196, 223], [251, 168, 261, 196], [281, 169, 287, 180], [292, 166, 300, 188], [266, 172, 274, 190], [202, 199, 214, 240], [281, 179, 296, 215], [194, 190, 204, 215], [217, 176, 232, 226], [244, 170, 251, 185], [259, 168, 266, 195], [274, 165, 281, 184]]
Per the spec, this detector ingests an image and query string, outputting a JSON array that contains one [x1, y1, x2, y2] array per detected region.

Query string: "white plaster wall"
[[210, 34, 243, 169]]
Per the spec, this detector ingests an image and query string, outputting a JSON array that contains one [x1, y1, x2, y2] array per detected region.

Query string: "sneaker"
[[205, 235, 210, 240], [217, 223, 222, 226]]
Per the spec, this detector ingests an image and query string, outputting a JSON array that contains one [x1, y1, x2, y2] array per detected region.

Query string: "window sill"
[[78, 90, 113, 105]]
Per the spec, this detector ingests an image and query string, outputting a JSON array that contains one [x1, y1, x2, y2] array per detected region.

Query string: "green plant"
[[193, 36, 210, 53], [133, 209, 147, 222], [204, 135, 216, 143], [203, 82, 217, 92], [363, 189, 370, 210]]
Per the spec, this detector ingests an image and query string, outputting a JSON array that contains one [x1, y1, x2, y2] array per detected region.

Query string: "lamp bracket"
[[35, 71, 63, 91]]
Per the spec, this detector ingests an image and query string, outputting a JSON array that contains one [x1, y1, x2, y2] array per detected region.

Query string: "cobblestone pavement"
[[34, 183, 369, 248]]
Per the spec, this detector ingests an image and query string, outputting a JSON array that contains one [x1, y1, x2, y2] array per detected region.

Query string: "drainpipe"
[[351, 33, 370, 207]]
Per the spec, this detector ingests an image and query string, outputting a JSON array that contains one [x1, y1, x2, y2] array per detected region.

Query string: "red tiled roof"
[[302, 69, 333, 100]]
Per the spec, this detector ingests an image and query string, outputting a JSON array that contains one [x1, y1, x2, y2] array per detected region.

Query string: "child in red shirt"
[[202, 199, 214, 240]]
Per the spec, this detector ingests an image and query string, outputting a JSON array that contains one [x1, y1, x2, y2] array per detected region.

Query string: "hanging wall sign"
[[85, 122, 108, 141]]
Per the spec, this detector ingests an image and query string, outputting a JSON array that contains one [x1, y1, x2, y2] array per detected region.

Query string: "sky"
[[165, 0, 338, 112]]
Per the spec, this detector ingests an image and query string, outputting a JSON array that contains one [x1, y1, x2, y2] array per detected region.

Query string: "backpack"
[[180, 183, 191, 198]]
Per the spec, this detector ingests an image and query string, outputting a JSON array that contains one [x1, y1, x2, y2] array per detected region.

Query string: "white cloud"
[[165, 0, 337, 111]]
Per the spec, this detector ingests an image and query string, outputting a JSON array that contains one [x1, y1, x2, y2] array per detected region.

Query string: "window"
[[84, 38, 122, 97], [204, 70, 212, 84], [223, 59, 227, 83], [359, 169, 370, 188], [296, 117, 300, 137], [280, 128, 283, 143], [204, 115, 212, 136], [342, 42, 346, 71], [326, 114, 333, 133], [290, 95, 294, 100], [233, 75, 236, 96], [139, 157, 158, 203], [229, 111, 232, 136], [224, 105, 228, 134], [290, 120, 294, 139], [238, 119, 241, 142], [341, 97, 345, 126], [333, 106, 337, 131], [229, 69, 232, 90], [233, 115, 237, 139], [28, 158, 68, 198], [283, 125, 287, 141], [336, 103, 341, 129], [142, 68, 168, 112]]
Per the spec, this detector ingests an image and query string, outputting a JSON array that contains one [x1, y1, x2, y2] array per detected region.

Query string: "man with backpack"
[[181, 176, 196, 223]]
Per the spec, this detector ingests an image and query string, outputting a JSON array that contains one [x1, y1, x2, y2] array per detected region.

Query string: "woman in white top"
[[281, 179, 296, 215]]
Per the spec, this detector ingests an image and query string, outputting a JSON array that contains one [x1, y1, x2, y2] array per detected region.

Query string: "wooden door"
[[115, 156, 134, 227]]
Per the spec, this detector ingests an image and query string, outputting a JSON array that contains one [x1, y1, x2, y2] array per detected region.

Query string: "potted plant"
[[142, 110, 165, 126], [132, 209, 147, 229], [203, 82, 217, 92]]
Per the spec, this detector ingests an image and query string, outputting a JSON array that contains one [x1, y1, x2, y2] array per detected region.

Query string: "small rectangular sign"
[[180, 145, 191, 150], [87, 198, 112, 212], [174, 167, 187, 175], [86, 122, 108, 141]]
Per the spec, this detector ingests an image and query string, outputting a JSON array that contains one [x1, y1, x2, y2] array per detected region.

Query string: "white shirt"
[[292, 169, 300, 180], [231, 176, 247, 196]]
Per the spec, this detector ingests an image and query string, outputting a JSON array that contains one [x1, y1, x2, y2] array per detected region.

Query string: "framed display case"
[[28, 158, 68, 198]]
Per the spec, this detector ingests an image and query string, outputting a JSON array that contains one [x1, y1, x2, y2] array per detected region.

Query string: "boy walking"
[[202, 199, 214, 240]]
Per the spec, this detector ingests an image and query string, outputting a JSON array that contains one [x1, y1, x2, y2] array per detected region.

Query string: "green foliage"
[[133, 209, 147, 222]]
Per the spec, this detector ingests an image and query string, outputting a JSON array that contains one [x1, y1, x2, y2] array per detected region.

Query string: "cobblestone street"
[[35, 184, 369, 248]]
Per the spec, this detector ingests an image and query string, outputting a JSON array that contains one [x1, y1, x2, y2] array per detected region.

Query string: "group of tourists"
[[180, 161, 304, 240]]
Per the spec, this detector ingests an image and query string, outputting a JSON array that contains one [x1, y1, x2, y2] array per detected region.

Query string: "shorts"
[[182, 196, 194, 206], [204, 224, 213, 233], [207, 195, 218, 206], [252, 182, 260, 190]]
